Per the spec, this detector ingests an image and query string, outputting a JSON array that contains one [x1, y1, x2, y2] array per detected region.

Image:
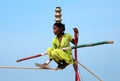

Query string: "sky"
[[0, 0, 120, 81]]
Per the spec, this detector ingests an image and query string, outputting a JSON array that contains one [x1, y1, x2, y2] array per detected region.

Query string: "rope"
[[0, 66, 59, 70], [0, 63, 102, 81], [77, 61, 102, 81]]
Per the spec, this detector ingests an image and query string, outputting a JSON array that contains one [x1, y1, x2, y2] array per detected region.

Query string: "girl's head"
[[53, 23, 65, 35]]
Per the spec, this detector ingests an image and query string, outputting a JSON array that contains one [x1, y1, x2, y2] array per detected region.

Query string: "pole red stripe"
[[16, 53, 47, 62]]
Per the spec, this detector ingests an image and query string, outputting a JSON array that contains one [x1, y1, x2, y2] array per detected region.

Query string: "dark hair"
[[53, 23, 65, 33]]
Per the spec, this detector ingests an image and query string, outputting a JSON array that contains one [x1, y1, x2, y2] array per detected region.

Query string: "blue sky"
[[0, 0, 120, 81]]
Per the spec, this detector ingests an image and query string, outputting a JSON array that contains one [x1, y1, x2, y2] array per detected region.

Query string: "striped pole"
[[71, 41, 113, 49], [16, 53, 47, 62], [61, 41, 113, 50], [16, 41, 113, 62]]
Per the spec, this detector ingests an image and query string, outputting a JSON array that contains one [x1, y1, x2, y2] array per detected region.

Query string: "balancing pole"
[[16, 41, 113, 62], [16, 53, 47, 62]]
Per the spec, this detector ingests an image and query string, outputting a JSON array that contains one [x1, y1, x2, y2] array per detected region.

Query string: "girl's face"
[[53, 26, 62, 35]]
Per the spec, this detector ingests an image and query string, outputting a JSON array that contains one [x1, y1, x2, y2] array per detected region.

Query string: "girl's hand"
[[73, 28, 79, 33]]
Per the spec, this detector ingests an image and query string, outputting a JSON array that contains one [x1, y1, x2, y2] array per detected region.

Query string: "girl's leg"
[[51, 49, 74, 64]]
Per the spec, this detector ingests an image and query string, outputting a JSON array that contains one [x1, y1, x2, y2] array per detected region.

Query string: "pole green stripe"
[[71, 41, 113, 49]]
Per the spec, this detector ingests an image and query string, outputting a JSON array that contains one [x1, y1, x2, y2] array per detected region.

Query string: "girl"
[[44, 23, 79, 69]]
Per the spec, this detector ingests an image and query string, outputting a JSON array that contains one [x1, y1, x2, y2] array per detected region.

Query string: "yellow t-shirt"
[[47, 33, 74, 64], [52, 33, 73, 49]]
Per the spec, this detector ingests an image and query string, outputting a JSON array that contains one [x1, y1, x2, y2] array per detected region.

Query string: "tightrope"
[[0, 66, 60, 70], [0, 63, 102, 81], [77, 61, 102, 81], [0, 66, 43, 70]]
